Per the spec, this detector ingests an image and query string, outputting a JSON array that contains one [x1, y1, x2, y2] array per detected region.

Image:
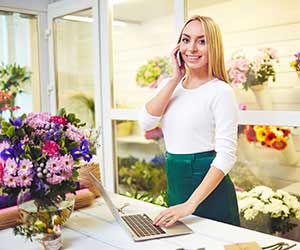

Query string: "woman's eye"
[[198, 39, 206, 45], [182, 38, 189, 43]]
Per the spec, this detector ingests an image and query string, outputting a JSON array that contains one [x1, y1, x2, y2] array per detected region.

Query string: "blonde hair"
[[177, 15, 228, 83]]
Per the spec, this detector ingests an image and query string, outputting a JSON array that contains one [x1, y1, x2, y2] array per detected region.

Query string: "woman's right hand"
[[170, 44, 186, 83]]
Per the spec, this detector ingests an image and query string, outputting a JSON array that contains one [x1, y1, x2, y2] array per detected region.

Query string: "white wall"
[[189, 0, 300, 111], [0, 0, 48, 12]]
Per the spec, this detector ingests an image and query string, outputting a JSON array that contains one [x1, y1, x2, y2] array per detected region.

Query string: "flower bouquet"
[[237, 186, 300, 234], [243, 125, 291, 150], [136, 56, 171, 88], [290, 52, 300, 79], [227, 47, 278, 91], [0, 108, 94, 244]]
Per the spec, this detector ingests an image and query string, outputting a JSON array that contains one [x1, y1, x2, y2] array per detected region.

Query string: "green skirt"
[[165, 150, 240, 226]]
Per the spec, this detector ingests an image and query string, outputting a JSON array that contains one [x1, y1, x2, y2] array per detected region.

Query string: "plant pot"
[[296, 71, 300, 80], [281, 136, 299, 165], [250, 82, 273, 110], [116, 121, 134, 137]]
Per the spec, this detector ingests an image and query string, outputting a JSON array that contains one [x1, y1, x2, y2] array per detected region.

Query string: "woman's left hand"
[[153, 202, 196, 228]]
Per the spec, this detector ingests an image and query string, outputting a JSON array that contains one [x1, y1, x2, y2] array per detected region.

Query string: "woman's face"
[[179, 20, 209, 70]]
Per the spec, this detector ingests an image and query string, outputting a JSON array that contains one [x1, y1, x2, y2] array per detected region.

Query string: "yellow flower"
[[254, 126, 267, 142], [34, 219, 46, 230], [290, 60, 297, 67]]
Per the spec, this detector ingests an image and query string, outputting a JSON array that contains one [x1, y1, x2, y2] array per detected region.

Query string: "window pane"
[[0, 11, 40, 118], [53, 9, 95, 127], [233, 124, 300, 193], [187, 0, 300, 111], [115, 120, 166, 200], [112, 0, 175, 109]]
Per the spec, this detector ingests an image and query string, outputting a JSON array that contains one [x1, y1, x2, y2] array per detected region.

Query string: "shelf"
[[116, 135, 156, 144]]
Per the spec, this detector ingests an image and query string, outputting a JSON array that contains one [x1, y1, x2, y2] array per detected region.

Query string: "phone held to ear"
[[176, 51, 183, 67]]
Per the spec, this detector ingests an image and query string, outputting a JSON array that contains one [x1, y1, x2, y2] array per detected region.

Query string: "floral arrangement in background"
[[136, 56, 171, 88], [0, 108, 95, 239], [244, 125, 291, 150], [227, 47, 278, 90], [237, 186, 300, 234], [0, 91, 20, 118], [290, 52, 300, 72], [0, 63, 30, 99]]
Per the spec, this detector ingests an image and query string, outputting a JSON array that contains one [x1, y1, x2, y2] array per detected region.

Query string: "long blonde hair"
[[177, 15, 229, 83]]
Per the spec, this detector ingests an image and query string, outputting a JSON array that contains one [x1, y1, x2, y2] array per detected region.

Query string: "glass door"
[[48, 1, 94, 127]]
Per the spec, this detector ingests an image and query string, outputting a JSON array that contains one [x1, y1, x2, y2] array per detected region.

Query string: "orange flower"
[[244, 125, 257, 142], [271, 137, 287, 150], [265, 131, 276, 147]]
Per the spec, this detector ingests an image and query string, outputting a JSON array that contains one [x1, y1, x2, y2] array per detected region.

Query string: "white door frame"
[[47, 0, 115, 191]]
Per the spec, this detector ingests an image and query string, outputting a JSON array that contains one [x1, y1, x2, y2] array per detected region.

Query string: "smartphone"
[[176, 51, 183, 67]]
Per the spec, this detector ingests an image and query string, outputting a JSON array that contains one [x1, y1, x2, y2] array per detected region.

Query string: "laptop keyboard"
[[122, 214, 166, 238]]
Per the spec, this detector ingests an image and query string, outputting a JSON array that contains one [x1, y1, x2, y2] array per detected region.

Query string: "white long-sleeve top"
[[139, 78, 238, 175]]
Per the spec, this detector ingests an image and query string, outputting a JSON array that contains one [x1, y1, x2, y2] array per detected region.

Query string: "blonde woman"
[[139, 15, 239, 227]]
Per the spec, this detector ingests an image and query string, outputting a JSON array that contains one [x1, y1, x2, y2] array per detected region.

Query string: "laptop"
[[89, 172, 193, 241]]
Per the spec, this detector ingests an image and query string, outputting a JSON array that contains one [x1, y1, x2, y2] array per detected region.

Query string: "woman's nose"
[[188, 42, 198, 52]]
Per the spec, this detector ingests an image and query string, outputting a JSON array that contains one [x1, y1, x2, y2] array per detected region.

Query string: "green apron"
[[165, 150, 240, 226]]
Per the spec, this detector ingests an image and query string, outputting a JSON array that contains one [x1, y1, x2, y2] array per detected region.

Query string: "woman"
[[139, 15, 240, 227]]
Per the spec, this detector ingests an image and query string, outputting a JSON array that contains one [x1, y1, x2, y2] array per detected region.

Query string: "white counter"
[[0, 193, 299, 250]]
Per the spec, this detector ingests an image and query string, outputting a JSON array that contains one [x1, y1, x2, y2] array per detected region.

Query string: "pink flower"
[[238, 103, 247, 110], [10, 106, 21, 111], [3, 173, 17, 188], [50, 116, 68, 125], [26, 112, 51, 129], [47, 174, 64, 185], [17, 174, 33, 187], [60, 155, 74, 172], [0, 160, 4, 184], [46, 157, 62, 174], [5, 158, 18, 175], [65, 124, 84, 142], [18, 159, 33, 175], [42, 141, 60, 157]]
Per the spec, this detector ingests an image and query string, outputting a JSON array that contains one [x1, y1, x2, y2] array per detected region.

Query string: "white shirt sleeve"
[[210, 84, 238, 175], [138, 78, 170, 131]]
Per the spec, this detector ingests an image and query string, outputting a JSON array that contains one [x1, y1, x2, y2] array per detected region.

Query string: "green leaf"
[[7, 125, 15, 137]]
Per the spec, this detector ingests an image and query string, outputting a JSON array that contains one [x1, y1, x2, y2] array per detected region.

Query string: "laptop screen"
[[89, 173, 123, 224]]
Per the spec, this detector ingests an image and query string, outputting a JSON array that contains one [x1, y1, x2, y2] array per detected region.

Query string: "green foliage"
[[118, 156, 167, 195], [0, 63, 31, 100], [136, 56, 172, 87], [69, 92, 95, 127], [123, 190, 168, 207]]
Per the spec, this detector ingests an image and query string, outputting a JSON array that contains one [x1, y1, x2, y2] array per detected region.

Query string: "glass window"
[[114, 120, 166, 199], [112, 0, 175, 109], [187, 0, 300, 111], [53, 9, 95, 127], [231, 124, 300, 195], [0, 10, 40, 118]]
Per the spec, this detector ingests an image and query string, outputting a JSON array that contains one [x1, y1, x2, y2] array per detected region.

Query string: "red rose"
[[50, 116, 68, 125]]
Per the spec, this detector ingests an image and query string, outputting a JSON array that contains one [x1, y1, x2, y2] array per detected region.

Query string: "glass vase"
[[17, 197, 75, 250]]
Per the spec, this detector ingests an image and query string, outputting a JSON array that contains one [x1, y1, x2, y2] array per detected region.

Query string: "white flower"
[[244, 208, 259, 221]]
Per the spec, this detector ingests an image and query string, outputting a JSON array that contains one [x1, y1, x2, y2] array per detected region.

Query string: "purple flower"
[[71, 139, 92, 162], [9, 116, 22, 129], [295, 52, 300, 64]]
